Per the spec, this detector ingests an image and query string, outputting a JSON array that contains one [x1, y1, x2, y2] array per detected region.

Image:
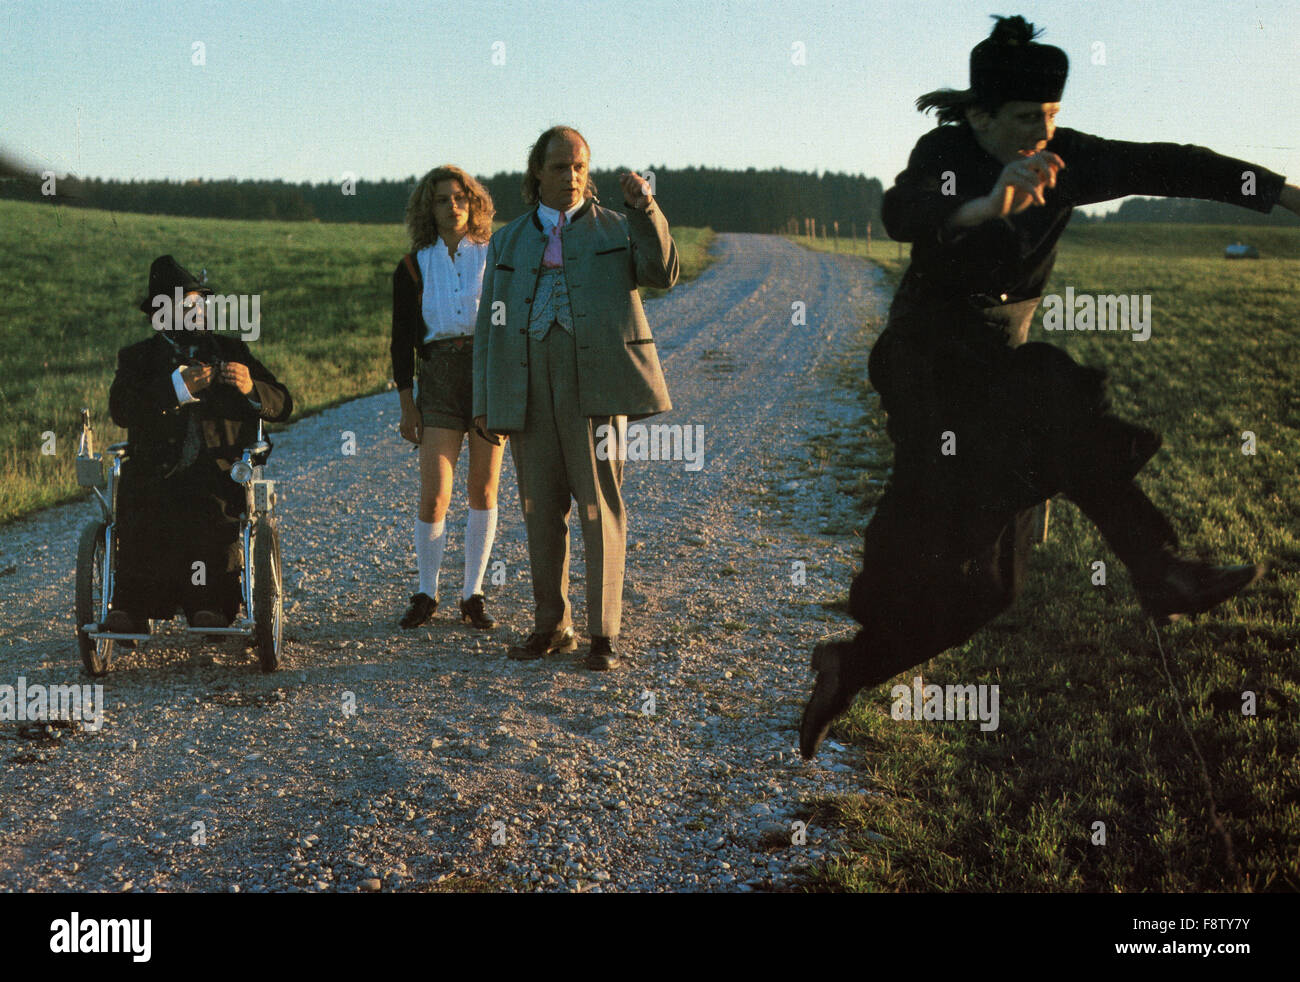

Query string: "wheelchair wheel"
[[74, 521, 112, 677], [253, 518, 283, 673]]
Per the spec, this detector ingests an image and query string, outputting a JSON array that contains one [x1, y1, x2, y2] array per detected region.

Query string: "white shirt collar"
[[537, 201, 584, 229], [429, 235, 487, 261]]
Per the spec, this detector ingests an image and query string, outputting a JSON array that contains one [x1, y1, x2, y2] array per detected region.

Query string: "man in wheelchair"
[[100, 255, 292, 634]]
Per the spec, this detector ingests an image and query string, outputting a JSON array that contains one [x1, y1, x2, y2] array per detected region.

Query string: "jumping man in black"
[[800, 15, 1300, 759]]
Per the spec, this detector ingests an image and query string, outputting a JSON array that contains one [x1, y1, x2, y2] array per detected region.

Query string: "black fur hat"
[[970, 15, 1068, 104], [138, 255, 211, 314]]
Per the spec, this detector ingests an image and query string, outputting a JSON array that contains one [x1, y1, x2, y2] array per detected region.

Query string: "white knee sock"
[[415, 518, 446, 598], [463, 506, 498, 600]]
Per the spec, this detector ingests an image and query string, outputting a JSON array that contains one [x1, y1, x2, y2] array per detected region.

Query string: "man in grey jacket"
[[473, 125, 677, 670]]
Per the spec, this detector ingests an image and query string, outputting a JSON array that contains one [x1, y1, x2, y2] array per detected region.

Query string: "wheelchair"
[[74, 408, 284, 676]]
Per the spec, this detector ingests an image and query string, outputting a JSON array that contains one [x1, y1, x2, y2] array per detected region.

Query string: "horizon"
[[4, 0, 1298, 219], [5, 1, 1294, 180]]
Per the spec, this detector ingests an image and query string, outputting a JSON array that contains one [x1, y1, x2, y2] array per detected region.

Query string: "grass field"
[[791, 223, 1300, 891], [789, 229, 911, 282], [0, 199, 713, 525]]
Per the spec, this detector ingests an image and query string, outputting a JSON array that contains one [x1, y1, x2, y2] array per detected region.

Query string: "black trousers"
[[112, 459, 244, 622], [837, 304, 1177, 693]]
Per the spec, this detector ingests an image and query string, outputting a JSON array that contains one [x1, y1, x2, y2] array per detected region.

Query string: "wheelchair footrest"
[[85, 628, 151, 642], [183, 620, 254, 636]]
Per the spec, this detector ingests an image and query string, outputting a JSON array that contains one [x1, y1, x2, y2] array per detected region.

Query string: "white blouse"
[[417, 237, 488, 342]]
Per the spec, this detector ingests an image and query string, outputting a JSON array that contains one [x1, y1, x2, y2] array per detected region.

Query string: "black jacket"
[[109, 331, 292, 480], [390, 252, 424, 392], [883, 124, 1286, 309]]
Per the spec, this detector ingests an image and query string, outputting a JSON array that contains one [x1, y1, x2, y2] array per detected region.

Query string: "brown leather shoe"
[[585, 636, 621, 671], [1138, 558, 1268, 626], [799, 641, 859, 760], [507, 627, 576, 661]]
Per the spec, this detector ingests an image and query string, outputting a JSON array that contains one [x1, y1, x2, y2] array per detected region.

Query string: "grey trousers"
[[510, 325, 626, 637]]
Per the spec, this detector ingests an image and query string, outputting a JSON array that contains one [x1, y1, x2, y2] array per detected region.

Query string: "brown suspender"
[[401, 252, 420, 286]]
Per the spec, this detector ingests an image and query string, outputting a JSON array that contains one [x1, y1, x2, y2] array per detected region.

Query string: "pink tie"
[[543, 211, 565, 268]]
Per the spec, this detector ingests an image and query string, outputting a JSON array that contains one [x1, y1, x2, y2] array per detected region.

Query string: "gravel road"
[[0, 233, 892, 893]]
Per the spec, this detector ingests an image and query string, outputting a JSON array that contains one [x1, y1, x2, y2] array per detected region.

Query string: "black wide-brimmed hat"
[[970, 15, 1068, 105], [138, 255, 212, 313]]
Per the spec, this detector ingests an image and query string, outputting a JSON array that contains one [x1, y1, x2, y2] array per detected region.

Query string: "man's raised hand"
[[991, 150, 1065, 216], [944, 150, 1065, 232], [620, 171, 653, 209]]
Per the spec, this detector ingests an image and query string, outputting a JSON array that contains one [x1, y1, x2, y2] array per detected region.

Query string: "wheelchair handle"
[[78, 407, 95, 459]]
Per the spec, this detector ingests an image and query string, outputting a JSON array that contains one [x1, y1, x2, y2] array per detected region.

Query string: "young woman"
[[391, 165, 504, 630]]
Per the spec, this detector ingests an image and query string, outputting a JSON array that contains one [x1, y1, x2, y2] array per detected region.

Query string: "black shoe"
[[459, 594, 495, 630], [189, 610, 232, 629], [102, 609, 145, 635], [1138, 558, 1268, 626], [799, 641, 858, 760], [400, 592, 438, 629], [507, 627, 576, 661], [585, 636, 621, 671]]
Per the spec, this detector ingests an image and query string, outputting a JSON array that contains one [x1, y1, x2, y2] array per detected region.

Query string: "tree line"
[[1103, 196, 1298, 226], [0, 167, 886, 235], [1, 167, 1292, 228]]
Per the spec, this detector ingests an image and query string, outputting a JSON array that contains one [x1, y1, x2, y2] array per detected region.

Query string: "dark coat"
[[841, 124, 1286, 688], [883, 124, 1284, 312], [107, 331, 292, 619], [873, 122, 1285, 502], [110, 332, 292, 475]]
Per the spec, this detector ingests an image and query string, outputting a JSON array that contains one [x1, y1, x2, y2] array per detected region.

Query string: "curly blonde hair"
[[405, 164, 495, 252]]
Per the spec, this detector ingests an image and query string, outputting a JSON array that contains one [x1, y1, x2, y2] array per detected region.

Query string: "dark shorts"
[[416, 342, 474, 432]]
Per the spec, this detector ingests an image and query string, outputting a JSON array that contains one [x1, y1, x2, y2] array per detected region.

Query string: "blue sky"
[[3, 0, 1297, 205]]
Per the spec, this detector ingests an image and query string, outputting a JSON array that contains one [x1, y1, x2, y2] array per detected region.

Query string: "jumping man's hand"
[[946, 150, 1066, 231], [989, 150, 1066, 216]]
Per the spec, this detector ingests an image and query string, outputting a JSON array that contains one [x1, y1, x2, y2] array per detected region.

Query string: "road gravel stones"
[[0, 234, 889, 892]]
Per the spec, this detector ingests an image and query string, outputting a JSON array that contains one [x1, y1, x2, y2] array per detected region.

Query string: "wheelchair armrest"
[[243, 439, 271, 467]]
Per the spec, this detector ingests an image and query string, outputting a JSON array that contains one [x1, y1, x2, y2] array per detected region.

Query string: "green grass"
[[0, 199, 713, 524], [789, 231, 910, 282], [793, 223, 1300, 892]]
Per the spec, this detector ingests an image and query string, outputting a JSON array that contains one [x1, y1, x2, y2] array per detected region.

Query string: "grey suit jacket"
[[472, 197, 677, 432]]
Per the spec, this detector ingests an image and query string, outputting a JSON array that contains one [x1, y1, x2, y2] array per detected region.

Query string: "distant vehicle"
[[1224, 243, 1260, 259]]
